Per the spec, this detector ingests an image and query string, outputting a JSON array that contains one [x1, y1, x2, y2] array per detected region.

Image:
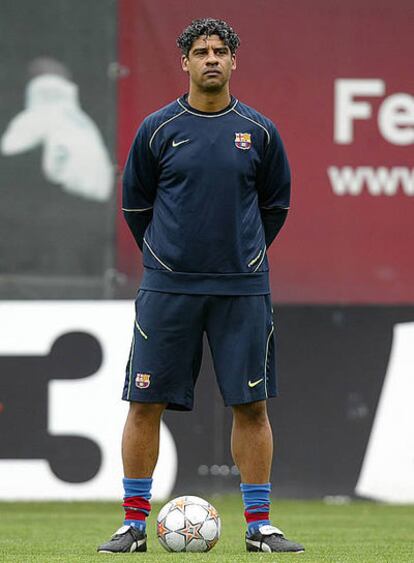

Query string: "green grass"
[[0, 497, 413, 562]]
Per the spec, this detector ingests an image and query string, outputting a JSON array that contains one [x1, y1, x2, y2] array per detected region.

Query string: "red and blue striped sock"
[[122, 477, 153, 532], [240, 482, 271, 535]]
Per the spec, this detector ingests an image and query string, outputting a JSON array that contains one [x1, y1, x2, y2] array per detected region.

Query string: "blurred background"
[[0, 0, 413, 502]]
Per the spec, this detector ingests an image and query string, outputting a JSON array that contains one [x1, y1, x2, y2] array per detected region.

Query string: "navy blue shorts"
[[122, 290, 277, 411]]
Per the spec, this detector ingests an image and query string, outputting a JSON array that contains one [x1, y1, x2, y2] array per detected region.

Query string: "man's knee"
[[127, 401, 166, 423], [232, 400, 269, 425]]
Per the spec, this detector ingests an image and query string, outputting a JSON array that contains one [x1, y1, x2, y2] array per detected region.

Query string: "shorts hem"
[[224, 392, 278, 407], [122, 394, 193, 412]]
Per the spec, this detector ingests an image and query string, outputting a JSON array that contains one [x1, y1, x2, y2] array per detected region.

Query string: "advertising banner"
[[1, 301, 413, 501], [117, 0, 414, 303], [0, 302, 177, 500], [0, 1, 117, 299]]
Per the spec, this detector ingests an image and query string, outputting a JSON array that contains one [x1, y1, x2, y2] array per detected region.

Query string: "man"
[[98, 18, 304, 554]]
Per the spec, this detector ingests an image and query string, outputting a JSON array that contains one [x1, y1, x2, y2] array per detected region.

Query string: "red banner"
[[117, 0, 414, 303]]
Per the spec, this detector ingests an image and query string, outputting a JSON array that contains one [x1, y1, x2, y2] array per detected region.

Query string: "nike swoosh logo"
[[248, 378, 264, 388], [172, 139, 190, 147]]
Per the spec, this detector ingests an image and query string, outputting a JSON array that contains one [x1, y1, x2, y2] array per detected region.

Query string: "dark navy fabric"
[[122, 290, 276, 410], [123, 95, 290, 296]]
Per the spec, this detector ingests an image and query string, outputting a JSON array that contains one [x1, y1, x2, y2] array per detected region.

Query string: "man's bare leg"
[[231, 400, 304, 552], [97, 402, 167, 553], [231, 400, 273, 483], [122, 402, 166, 477]]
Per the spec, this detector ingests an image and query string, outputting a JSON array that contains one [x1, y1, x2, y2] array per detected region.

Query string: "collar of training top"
[[177, 94, 238, 116]]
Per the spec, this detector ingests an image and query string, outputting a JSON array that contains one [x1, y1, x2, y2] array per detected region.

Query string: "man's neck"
[[187, 88, 232, 113]]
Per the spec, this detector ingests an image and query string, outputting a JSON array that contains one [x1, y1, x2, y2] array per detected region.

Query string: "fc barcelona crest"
[[135, 373, 151, 389], [235, 132, 252, 150]]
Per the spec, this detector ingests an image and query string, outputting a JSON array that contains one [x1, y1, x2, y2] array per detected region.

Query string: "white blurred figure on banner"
[[1, 58, 113, 202]]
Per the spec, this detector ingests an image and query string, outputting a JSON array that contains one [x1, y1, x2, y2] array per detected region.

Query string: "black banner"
[[166, 305, 414, 498]]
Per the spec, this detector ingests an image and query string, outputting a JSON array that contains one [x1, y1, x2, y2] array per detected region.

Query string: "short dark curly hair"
[[177, 18, 240, 57]]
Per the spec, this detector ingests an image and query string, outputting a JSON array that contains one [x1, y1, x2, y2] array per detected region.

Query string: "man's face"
[[181, 35, 236, 93]]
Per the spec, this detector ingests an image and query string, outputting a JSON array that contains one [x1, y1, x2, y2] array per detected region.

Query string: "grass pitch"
[[0, 497, 413, 562]]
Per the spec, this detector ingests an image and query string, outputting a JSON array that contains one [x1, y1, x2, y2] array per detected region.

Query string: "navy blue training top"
[[123, 95, 291, 295]]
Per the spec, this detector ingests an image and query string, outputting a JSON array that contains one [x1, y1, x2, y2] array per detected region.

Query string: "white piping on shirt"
[[231, 107, 271, 146], [149, 110, 187, 149], [248, 249, 263, 268], [122, 207, 153, 212], [252, 247, 266, 273], [143, 238, 173, 271]]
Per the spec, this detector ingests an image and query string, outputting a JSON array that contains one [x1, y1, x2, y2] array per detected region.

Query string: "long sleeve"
[[122, 121, 158, 251], [256, 123, 291, 248], [261, 207, 288, 248]]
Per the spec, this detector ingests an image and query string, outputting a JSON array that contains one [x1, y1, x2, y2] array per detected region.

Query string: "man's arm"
[[256, 123, 291, 248], [260, 206, 288, 248], [122, 122, 158, 251]]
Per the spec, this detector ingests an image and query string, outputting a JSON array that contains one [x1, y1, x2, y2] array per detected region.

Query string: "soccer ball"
[[156, 495, 221, 552]]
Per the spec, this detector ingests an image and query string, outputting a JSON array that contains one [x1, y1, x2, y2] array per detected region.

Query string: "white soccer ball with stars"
[[157, 495, 221, 552]]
